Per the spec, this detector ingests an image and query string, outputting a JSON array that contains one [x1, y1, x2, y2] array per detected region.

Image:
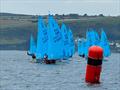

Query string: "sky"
[[0, 0, 120, 16]]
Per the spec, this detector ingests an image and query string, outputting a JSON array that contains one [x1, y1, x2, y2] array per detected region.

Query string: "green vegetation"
[[0, 13, 120, 50]]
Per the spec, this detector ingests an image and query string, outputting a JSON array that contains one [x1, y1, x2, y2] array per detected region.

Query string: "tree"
[[83, 13, 88, 17], [99, 14, 104, 17]]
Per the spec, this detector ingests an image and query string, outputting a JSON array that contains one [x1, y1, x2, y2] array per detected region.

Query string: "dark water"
[[0, 51, 120, 90]]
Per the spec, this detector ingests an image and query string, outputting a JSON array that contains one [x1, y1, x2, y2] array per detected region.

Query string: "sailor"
[[82, 54, 85, 58], [31, 54, 36, 63], [44, 54, 50, 64], [44, 54, 56, 64]]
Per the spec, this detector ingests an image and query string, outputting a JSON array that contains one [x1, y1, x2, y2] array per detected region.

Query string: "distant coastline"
[[0, 13, 120, 52]]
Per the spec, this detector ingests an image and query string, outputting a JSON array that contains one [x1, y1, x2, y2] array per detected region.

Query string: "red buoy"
[[85, 46, 103, 84]]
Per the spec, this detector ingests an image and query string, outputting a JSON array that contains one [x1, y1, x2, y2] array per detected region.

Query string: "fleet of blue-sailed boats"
[[27, 15, 111, 63], [78, 28, 111, 58], [27, 15, 75, 63]]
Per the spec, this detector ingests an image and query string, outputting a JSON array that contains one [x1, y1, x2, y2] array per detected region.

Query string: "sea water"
[[0, 51, 120, 90]]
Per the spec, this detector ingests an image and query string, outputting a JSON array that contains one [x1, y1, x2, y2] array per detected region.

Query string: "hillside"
[[0, 13, 120, 50]]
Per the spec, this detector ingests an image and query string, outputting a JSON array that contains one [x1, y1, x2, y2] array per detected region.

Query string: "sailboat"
[[100, 29, 111, 57], [61, 23, 70, 59], [94, 30, 100, 45], [78, 28, 100, 57], [78, 38, 86, 57], [68, 28, 75, 57], [78, 28, 110, 58], [27, 15, 75, 63], [85, 29, 101, 56], [35, 16, 48, 60], [86, 29, 97, 46], [47, 15, 63, 60], [27, 34, 36, 56], [85, 29, 93, 57]]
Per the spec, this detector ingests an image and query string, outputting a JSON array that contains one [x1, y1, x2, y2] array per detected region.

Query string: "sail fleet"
[[28, 15, 111, 62], [28, 15, 75, 61], [78, 28, 111, 58]]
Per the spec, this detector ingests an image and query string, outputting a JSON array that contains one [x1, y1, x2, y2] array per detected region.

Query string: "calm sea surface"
[[0, 51, 120, 90]]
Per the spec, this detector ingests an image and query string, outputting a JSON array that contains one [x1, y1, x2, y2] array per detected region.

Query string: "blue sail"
[[61, 23, 69, 59], [100, 29, 111, 57], [47, 15, 63, 60], [85, 30, 91, 57], [91, 30, 97, 45], [88, 29, 97, 45], [94, 30, 100, 45], [68, 29, 75, 57], [35, 17, 48, 59], [85, 29, 98, 57], [90, 30, 100, 46], [85, 40, 90, 57], [86, 29, 92, 46], [28, 34, 36, 55], [78, 38, 86, 56], [78, 40, 82, 56]]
